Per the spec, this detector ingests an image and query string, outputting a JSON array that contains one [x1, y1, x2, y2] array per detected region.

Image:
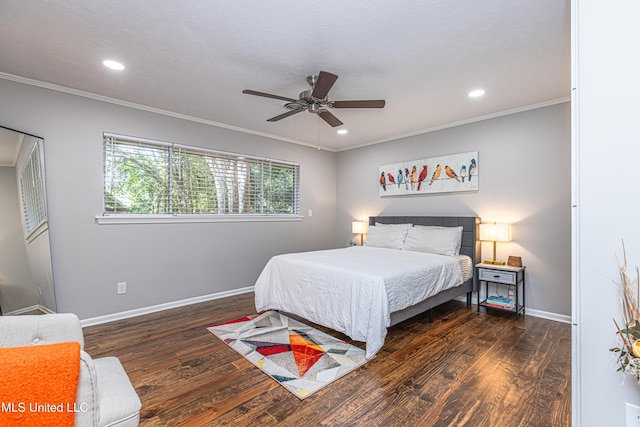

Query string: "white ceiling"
[[0, 0, 570, 152]]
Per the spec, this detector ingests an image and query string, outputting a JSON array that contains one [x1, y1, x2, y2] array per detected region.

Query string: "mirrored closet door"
[[0, 126, 56, 314]]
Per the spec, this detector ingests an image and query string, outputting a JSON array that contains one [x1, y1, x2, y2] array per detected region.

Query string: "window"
[[102, 133, 300, 218], [20, 139, 48, 236]]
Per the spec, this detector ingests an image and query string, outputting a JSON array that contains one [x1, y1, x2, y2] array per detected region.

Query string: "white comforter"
[[254, 246, 464, 358]]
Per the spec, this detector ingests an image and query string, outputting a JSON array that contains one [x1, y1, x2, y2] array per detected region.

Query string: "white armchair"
[[0, 313, 141, 427]]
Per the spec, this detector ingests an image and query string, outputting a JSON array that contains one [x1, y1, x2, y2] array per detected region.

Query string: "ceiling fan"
[[242, 71, 385, 127]]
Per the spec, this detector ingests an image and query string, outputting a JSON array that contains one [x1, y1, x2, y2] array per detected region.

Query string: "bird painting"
[[468, 159, 477, 181], [410, 166, 417, 190], [445, 165, 460, 182], [417, 165, 428, 191], [379, 152, 477, 196], [429, 164, 441, 185], [387, 172, 396, 186]]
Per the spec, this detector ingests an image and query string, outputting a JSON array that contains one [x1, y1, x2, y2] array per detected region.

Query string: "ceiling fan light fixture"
[[284, 102, 305, 110], [468, 89, 486, 98]]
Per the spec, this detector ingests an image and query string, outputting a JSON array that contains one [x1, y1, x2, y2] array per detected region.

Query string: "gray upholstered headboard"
[[368, 216, 481, 268]]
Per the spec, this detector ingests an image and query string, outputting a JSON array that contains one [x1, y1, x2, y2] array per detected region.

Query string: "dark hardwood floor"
[[83, 293, 571, 426]]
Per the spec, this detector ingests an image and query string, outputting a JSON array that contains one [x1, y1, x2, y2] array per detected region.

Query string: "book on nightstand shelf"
[[485, 295, 515, 310]]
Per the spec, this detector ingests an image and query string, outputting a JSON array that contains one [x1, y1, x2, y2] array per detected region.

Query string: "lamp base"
[[483, 259, 506, 266]]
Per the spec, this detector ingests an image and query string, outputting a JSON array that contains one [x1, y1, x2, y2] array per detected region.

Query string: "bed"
[[254, 216, 480, 358]]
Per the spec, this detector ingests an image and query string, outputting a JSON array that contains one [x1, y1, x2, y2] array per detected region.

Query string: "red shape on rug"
[[213, 313, 261, 326], [257, 344, 292, 356], [289, 332, 325, 377], [241, 341, 291, 356]]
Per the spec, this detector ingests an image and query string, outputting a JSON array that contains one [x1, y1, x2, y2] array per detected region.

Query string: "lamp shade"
[[479, 223, 512, 242], [352, 221, 367, 234]]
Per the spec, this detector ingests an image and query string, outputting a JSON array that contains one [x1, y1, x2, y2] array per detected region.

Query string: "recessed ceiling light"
[[468, 89, 486, 98], [102, 60, 125, 71], [337, 129, 348, 135]]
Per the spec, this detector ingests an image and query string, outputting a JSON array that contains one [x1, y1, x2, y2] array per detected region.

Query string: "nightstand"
[[476, 263, 526, 320]]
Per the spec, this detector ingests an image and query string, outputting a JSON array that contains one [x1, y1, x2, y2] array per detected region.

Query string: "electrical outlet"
[[625, 402, 640, 427], [117, 282, 127, 295]]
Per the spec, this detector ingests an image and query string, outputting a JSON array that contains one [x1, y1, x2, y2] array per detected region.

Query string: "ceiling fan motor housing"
[[286, 89, 323, 113], [299, 89, 313, 102]]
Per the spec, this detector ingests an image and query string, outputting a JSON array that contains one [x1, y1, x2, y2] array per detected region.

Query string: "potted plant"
[[611, 242, 640, 383]]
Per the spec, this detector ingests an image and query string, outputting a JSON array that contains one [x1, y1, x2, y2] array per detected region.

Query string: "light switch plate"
[[626, 402, 640, 427]]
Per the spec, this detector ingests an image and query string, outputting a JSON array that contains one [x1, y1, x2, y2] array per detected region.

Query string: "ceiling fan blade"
[[318, 110, 343, 127], [266, 108, 305, 122], [331, 100, 386, 108], [242, 89, 299, 103], [311, 71, 338, 99]]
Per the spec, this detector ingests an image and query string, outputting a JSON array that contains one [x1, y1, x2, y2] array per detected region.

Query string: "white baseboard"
[[454, 295, 571, 324], [3, 304, 54, 316], [523, 307, 571, 324], [4, 304, 41, 315], [40, 305, 56, 314], [80, 286, 254, 328]]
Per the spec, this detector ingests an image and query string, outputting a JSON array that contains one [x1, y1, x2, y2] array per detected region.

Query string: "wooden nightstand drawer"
[[478, 268, 516, 284]]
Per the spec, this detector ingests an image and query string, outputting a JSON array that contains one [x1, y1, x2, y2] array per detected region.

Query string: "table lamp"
[[352, 221, 367, 246], [479, 222, 512, 265]]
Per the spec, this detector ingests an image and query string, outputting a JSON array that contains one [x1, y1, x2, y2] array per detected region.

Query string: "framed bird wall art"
[[378, 151, 478, 196]]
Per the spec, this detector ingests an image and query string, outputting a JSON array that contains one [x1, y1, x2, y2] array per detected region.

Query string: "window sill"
[[95, 214, 304, 225]]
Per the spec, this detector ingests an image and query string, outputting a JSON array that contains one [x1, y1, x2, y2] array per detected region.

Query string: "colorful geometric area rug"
[[207, 310, 368, 399]]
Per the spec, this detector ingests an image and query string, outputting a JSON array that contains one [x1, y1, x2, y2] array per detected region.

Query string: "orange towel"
[[0, 342, 81, 427]]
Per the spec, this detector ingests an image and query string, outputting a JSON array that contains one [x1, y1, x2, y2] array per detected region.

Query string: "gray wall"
[[0, 78, 336, 320], [336, 102, 571, 317], [0, 166, 39, 312]]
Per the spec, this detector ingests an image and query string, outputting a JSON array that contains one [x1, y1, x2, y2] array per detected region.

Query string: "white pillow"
[[364, 224, 411, 250], [374, 222, 413, 227], [402, 225, 463, 256]]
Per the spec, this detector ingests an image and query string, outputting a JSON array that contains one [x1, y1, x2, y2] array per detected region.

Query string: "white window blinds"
[[20, 139, 48, 235], [103, 134, 300, 216]]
